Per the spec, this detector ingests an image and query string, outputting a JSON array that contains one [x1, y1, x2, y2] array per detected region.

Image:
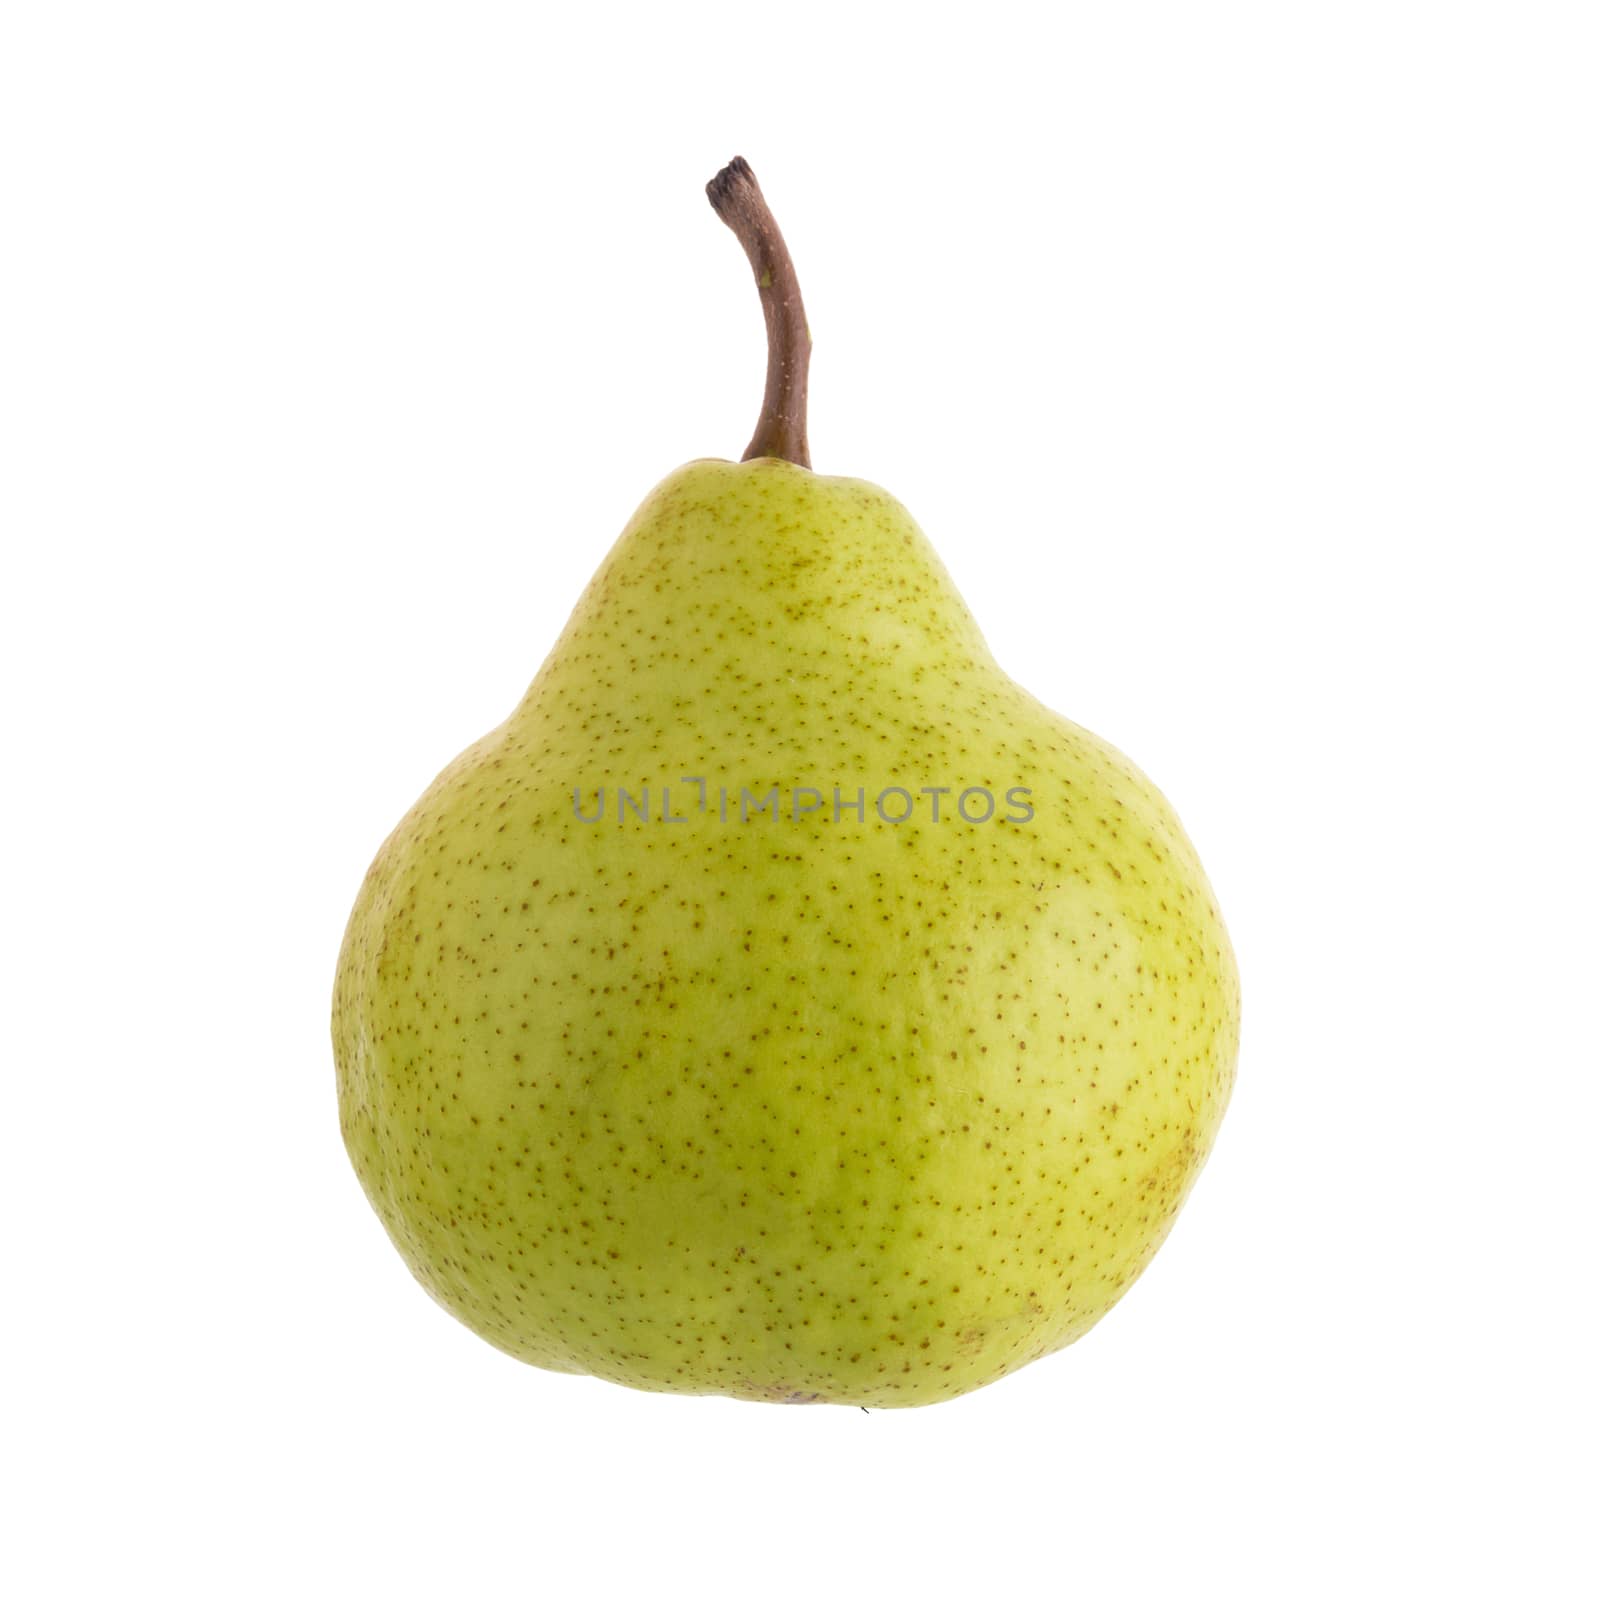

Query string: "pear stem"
[[706, 157, 812, 469]]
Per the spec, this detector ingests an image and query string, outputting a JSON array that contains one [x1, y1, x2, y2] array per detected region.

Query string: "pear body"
[[334, 459, 1238, 1407]]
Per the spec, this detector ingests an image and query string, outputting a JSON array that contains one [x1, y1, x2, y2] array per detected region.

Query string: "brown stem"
[[706, 157, 812, 469]]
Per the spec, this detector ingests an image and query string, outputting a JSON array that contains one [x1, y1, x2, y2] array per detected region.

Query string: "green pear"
[[334, 157, 1238, 1407]]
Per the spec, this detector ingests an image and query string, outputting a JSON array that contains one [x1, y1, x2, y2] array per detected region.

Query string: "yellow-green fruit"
[[333, 457, 1239, 1407]]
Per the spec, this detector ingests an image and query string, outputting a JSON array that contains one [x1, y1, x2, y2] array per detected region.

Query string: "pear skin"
[[335, 456, 1238, 1407]]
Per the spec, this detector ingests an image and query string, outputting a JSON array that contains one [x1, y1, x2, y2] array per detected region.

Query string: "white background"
[[3, 4, 1596, 1595]]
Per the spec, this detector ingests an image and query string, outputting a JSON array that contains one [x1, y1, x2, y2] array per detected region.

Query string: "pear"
[[334, 157, 1238, 1407]]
